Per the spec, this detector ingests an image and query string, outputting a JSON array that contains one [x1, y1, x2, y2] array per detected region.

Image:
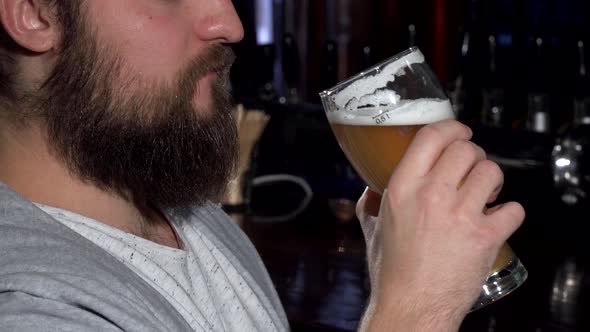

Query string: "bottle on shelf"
[[448, 31, 469, 121], [552, 38, 590, 206], [256, 44, 278, 104], [526, 37, 552, 134], [408, 24, 417, 48], [281, 33, 301, 105], [573, 40, 590, 126], [481, 34, 508, 128], [320, 40, 339, 92]]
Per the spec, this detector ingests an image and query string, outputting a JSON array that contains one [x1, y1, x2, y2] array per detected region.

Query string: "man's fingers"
[[485, 202, 525, 242], [356, 188, 384, 244], [393, 120, 472, 183], [458, 160, 504, 214], [356, 187, 382, 219], [486, 183, 503, 205], [428, 140, 486, 188]]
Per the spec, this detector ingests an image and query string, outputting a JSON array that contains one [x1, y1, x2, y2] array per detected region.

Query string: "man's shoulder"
[[0, 183, 192, 331], [0, 182, 104, 270], [0, 182, 139, 293]]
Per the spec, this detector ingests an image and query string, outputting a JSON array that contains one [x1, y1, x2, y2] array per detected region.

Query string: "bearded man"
[[0, 1, 524, 331]]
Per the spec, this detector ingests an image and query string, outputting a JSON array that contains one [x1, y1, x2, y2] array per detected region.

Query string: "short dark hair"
[[0, 0, 80, 103]]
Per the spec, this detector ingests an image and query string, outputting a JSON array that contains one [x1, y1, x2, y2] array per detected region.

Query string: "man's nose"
[[193, 0, 245, 44]]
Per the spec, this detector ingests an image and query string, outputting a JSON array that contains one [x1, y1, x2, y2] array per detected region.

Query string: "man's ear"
[[0, 0, 58, 53]]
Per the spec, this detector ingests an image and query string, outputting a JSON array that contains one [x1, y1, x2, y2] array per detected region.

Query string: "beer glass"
[[319, 47, 527, 311]]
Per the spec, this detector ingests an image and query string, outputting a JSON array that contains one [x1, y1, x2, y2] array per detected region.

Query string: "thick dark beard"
[[35, 26, 238, 210]]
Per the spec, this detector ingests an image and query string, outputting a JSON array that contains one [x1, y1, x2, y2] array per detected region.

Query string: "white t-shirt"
[[35, 203, 288, 332]]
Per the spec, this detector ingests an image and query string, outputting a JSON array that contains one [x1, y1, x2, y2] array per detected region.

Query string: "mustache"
[[186, 45, 236, 82]]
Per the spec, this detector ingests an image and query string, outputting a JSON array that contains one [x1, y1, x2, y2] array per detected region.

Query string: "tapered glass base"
[[470, 258, 528, 311]]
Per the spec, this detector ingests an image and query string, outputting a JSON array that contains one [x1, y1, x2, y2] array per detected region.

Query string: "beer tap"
[[552, 39, 590, 206], [254, 0, 277, 104], [481, 34, 507, 128], [574, 40, 590, 125], [449, 30, 472, 123], [281, 33, 300, 104], [552, 130, 590, 206], [547, 258, 585, 327], [321, 40, 339, 92], [322, 0, 338, 90], [408, 24, 417, 48], [360, 45, 373, 72], [526, 37, 552, 134], [256, 44, 277, 103]]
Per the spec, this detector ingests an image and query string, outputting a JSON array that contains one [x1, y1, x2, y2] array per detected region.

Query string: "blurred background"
[[225, 0, 590, 331]]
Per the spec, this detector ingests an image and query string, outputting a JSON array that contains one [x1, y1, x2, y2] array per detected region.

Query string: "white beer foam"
[[326, 49, 454, 126], [333, 51, 425, 111], [327, 99, 455, 126]]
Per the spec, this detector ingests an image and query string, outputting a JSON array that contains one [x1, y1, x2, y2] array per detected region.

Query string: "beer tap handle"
[[321, 40, 339, 91], [488, 35, 497, 76], [574, 40, 590, 125], [282, 33, 300, 102], [577, 40, 586, 79], [256, 44, 277, 103], [361, 45, 373, 71], [481, 34, 506, 128], [408, 24, 417, 47], [461, 32, 470, 58], [535, 37, 544, 59]]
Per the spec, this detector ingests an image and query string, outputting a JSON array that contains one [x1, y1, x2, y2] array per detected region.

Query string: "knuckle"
[[355, 199, 366, 220], [449, 140, 482, 161], [471, 142, 487, 160], [438, 118, 464, 129], [439, 119, 472, 136], [451, 207, 472, 225], [475, 160, 503, 181], [416, 121, 472, 146], [504, 202, 526, 224], [471, 225, 502, 250], [416, 124, 443, 142], [417, 183, 443, 205], [387, 184, 405, 206]]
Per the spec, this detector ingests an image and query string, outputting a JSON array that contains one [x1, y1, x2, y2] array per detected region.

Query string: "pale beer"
[[330, 123, 421, 193]]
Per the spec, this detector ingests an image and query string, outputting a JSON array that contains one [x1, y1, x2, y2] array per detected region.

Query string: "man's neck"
[[0, 121, 181, 249]]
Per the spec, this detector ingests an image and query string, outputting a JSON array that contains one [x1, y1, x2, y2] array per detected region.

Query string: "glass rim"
[[319, 46, 420, 99]]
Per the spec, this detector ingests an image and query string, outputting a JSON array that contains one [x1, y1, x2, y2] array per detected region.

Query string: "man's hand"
[[357, 120, 525, 331]]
